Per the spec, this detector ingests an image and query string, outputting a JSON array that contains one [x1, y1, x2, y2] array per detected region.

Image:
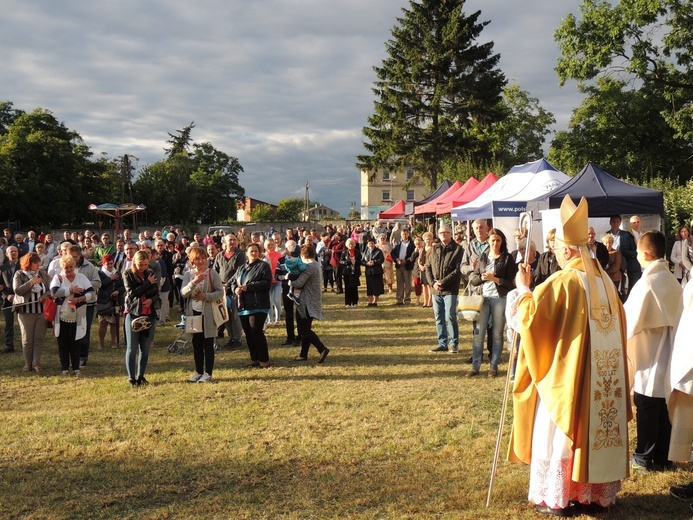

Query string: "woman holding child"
[[290, 244, 329, 363]]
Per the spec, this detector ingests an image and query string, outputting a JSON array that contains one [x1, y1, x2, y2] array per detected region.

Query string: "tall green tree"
[[250, 204, 277, 222], [548, 78, 693, 181], [165, 122, 195, 158], [555, 0, 693, 141], [190, 141, 244, 223], [0, 108, 112, 227], [487, 84, 555, 169], [0, 102, 23, 135], [276, 197, 305, 221], [357, 0, 507, 188], [133, 125, 245, 224], [134, 157, 195, 225]]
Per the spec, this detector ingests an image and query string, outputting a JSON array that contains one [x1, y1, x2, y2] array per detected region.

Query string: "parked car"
[[207, 225, 234, 235]]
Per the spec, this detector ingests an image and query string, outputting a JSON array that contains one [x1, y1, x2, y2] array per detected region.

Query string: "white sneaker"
[[188, 372, 202, 382], [198, 372, 212, 383]]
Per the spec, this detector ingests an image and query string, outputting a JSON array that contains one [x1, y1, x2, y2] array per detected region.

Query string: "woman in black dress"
[[361, 236, 384, 307], [340, 238, 362, 307]]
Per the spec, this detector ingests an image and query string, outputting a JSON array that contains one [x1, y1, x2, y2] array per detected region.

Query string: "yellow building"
[[360, 167, 431, 220]]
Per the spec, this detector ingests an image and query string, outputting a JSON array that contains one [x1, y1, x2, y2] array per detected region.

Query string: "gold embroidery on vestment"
[[596, 303, 616, 334], [593, 362, 625, 450]]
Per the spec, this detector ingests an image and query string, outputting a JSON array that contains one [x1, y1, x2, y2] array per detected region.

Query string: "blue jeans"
[[432, 294, 458, 349], [124, 314, 156, 380], [267, 283, 282, 323], [472, 296, 506, 371]]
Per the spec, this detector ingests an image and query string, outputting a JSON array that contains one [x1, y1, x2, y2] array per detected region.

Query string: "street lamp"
[[390, 174, 397, 202]]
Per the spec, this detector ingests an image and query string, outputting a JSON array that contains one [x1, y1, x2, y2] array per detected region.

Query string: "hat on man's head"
[[556, 195, 588, 246]]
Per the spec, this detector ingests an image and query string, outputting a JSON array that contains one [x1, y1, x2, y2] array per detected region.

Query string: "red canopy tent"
[[377, 200, 407, 219], [414, 181, 464, 215], [438, 173, 499, 215], [427, 177, 480, 215]]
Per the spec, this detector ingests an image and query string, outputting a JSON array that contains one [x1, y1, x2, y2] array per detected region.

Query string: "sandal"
[[292, 356, 308, 362]]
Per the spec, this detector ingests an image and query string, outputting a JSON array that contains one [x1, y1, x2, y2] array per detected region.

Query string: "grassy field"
[[0, 289, 691, 519]]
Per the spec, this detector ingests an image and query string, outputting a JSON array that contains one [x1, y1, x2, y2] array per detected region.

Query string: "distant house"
[[236, 197, 278, 222], [360, 166, 431, 220], [299, 204, 340, 221]]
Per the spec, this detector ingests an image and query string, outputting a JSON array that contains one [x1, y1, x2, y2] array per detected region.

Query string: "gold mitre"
[[556, 195, 588, 245]]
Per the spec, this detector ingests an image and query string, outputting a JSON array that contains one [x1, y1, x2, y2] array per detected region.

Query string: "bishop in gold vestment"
[[508, 196, 631, 514]]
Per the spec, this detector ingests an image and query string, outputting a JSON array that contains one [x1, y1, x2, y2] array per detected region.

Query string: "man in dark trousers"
[[0, 245, 20, 352], [426, 225, 464, 353], [213, 233, 246, 349], [391, 228, 415, 305], [606, 215, 638, 298]]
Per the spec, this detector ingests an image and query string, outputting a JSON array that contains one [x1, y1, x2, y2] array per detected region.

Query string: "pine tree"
[[357, 0, 506, 188]]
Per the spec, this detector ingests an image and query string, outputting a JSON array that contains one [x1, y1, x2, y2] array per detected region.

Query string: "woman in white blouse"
[[671, 224, 690, 284]]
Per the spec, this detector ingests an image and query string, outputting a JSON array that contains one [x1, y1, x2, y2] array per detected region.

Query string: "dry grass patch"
[[0, 289, 691, 519]]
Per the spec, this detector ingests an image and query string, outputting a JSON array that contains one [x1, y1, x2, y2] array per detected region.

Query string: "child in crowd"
[[284, 243, 307, 304], [624, 230, 683, 473]]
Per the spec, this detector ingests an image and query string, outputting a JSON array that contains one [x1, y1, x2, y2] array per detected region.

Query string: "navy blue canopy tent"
[[417, 180, 452, 205], [540, 163, 664, 216]]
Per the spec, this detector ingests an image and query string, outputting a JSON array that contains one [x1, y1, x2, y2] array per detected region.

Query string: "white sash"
[[573, 269, 629, 483]]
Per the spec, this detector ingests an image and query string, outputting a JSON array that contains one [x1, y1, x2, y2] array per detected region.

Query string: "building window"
[[406, 190, 415, 201], [382, 170, 391, 181], [382, 190, 391, 202], [406, 168, 414, 180]]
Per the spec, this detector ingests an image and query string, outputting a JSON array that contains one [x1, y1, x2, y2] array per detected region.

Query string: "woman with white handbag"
[[468, 228, 517, 378], [181, 246, 224, 383]]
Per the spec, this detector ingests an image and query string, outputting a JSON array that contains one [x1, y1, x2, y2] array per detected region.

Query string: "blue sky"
[[1, 0, 582, 217]]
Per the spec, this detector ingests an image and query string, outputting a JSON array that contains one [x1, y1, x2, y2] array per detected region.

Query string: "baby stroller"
[[167, 314, 189, 355], [168, 314, 222, 353]]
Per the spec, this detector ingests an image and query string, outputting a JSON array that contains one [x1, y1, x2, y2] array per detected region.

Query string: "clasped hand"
[[516, 263, 532, 288]]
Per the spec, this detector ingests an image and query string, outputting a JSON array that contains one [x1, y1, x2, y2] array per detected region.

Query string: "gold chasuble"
[[508, 257, 631, 485]]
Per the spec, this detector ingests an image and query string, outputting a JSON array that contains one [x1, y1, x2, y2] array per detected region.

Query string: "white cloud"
[[1, 0, 583, 217]]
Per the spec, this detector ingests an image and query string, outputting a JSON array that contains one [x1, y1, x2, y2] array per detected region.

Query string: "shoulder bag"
[[208, 271, 229, 327], [43, 297, 58, 323], [457, 281, 484, 322]]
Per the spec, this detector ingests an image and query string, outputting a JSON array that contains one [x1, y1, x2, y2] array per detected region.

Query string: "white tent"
[[451, 159, 569, 251]]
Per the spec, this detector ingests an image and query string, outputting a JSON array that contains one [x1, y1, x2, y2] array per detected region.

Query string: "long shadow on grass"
[[0, 454, 687, 519]]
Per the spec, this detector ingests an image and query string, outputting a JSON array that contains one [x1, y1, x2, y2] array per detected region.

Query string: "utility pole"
[[122, 154, 138, 228], [304, 179, 310, 222]]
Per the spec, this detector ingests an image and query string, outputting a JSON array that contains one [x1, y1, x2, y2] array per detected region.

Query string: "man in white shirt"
[[629, 215, 643, 242], [26, 230, 37, 253], [48, 242, 71, 278], [391, 228, 415, 305], [624, 231, 682, 473]]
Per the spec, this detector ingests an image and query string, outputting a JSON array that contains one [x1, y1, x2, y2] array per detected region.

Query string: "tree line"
[[0, 111, 245, 228]]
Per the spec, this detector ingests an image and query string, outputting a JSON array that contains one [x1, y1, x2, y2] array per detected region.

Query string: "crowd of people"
[[2, 212, 693, 514]]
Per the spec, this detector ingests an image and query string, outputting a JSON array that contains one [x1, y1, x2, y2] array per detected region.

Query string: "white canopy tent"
[[451, 159, 569, 250]]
